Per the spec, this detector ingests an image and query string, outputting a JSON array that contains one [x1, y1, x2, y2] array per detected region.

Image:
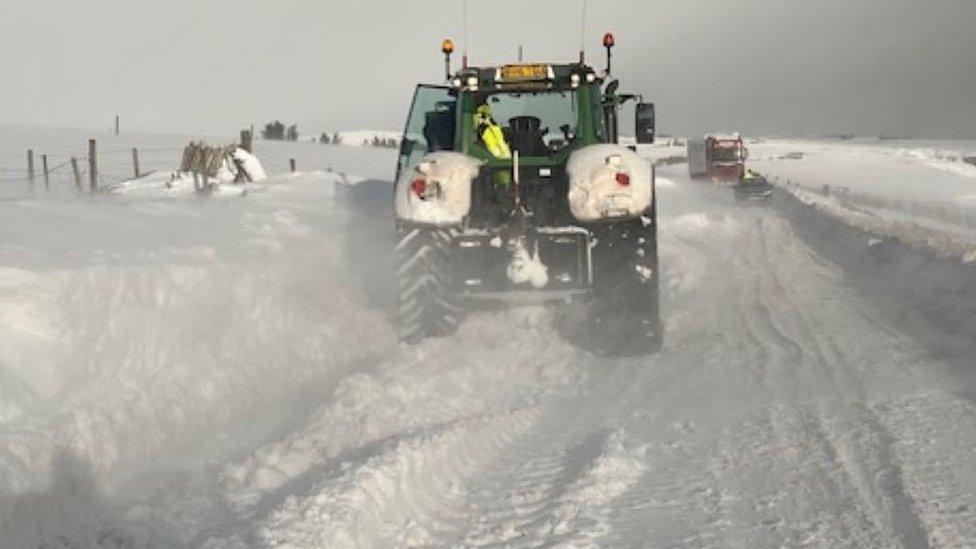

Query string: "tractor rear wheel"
[[586, 218, 663, 355], [395, 225, 461, 343]]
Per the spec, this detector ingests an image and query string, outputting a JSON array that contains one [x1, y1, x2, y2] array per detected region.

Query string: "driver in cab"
[[475, 103, 512, 159]]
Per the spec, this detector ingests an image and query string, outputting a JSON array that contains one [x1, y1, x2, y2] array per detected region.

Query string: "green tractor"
[[393, 35, 661, 354]]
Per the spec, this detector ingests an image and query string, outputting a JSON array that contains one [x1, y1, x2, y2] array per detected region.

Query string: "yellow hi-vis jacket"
[[476, 109, 512, 159]]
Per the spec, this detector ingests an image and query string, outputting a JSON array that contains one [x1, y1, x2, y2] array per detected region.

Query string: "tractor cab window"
[[475, 90, 579, 157], [398, 85, 456, 178]]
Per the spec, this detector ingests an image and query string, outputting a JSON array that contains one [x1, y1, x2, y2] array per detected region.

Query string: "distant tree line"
[[319, 132, 342, 145], [260, 122, 399, 148], [365, 135, 399, 149], [262, 121, 299, 141], [318, 132, 399, 149]]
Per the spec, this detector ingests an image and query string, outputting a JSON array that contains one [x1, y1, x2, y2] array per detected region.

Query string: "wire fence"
[[0, 133, 399, 198], [0, 145, 192, 196]]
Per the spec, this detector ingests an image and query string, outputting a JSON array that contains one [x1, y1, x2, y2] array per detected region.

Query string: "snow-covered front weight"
[[395, 225, 462, 342]]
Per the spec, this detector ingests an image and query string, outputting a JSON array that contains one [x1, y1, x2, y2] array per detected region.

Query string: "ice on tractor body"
[[567, 144, 653, 222], [395, 151, 483, 226]]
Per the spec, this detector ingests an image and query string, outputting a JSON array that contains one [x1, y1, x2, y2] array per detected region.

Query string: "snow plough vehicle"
[[393, 35, 661, 354], [733, 170, 774, 202]]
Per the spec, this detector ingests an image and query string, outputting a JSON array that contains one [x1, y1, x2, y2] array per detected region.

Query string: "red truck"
[[687, 134, 748, 182]]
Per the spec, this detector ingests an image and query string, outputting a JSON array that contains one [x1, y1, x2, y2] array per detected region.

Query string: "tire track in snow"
[[447, 359, 659, 548], [598, 180, 940, 546], [252, 405, 545, 548], [754, 209, 933, 547], [195, 310, 589, 548], [871, 393, 976, 547], [705, 214, 887, 545], [660, 206, 887, 546]]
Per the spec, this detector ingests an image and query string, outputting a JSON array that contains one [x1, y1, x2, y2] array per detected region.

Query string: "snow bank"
[[783, 185, 976, 262], [0, 172, 397, 545], [772, 185, 976, 360], [231, 147, 267, 181], [895, 147, 976, 179]]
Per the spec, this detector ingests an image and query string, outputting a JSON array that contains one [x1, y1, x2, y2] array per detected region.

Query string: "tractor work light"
[[442, 38, 455, 82], [603, 32, 616, 75]]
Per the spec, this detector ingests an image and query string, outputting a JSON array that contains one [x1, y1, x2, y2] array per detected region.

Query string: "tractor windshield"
[[474, 90, 581, 157]]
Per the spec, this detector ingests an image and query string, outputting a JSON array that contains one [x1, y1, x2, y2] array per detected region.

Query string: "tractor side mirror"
[[635, 102, 655, 144]]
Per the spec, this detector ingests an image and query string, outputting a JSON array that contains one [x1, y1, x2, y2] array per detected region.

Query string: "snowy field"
[[750, 138, 976, 248], [750, 138, 976, 203], [2, 129, 976, 547]]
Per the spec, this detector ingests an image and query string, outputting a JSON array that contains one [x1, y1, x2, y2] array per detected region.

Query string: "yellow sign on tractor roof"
[[498, 64, 551, 81]]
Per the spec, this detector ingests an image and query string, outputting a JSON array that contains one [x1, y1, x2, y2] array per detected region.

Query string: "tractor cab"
[[397, 57, 654, 179]]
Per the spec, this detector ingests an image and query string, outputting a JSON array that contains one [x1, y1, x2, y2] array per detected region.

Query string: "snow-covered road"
[[2, 153, 976, 547]]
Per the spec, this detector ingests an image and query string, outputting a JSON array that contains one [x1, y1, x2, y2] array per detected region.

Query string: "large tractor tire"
[[395, 225, 461, 343], [585, 217, 663, 356]]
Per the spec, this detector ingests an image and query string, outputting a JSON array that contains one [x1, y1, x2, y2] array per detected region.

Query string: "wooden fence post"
[[42, 154, 50, 191], [27, 150, 35, 190], [289, 158, 296, 173], [88, 139, 98, 193], [240, 129, 252, 153], [71, 157, 82, 191], [132, 148, 140, 179]]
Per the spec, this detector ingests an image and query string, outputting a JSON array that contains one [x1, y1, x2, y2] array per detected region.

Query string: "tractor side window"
[[424, 103, 456, 152], [397, 85, 455, 178]]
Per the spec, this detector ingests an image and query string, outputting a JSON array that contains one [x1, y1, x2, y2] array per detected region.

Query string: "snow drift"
[[772, 186, 976, 361]]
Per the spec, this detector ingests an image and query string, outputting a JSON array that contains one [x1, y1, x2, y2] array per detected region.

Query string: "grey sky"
[[0, 0, 973, 138]]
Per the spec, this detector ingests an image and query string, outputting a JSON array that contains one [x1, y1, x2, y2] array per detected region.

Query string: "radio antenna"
[[578, 0, 587, 64], [462, 0, 469, 68]]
